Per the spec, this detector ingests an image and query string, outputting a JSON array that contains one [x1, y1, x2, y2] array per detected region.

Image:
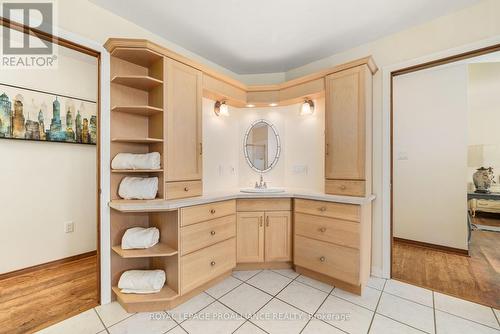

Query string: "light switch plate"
[[292, 165, 308, 175], [64, 221, 74, 233]]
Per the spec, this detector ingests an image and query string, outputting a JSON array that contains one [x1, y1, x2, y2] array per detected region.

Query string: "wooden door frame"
[[388, 41, 500, 278], [0, 18, 103, 302]]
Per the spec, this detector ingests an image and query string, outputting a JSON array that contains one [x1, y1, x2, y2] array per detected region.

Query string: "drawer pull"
[[259, 217, 263, 227], [319, 256, 326, 262], [210, 209, 216, 214], [210, 261, 216, 266], [266, 216, 270, 227], [184, 187, 189, 192], [210, 230, 216, 236], [340, 185, 347, 190], [319, 207, 327, 212], [319, 227, 327, 233]]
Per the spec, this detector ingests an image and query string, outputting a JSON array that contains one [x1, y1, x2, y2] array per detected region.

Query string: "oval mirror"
[[244, 119, 281, 173]]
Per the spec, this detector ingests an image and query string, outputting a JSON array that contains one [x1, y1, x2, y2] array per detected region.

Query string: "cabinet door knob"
[[319, 207, 327, 212], [320, 227, 326, 233], [340, 185, 347, 190], [210, 230, 216, 236], [210, 209, 216, 214], [184, 187, 189, 192], [210, 261, 216, 266], [259, 217, 263, 227], [266, 216, 270, 227], [319, 256, 326, 262]]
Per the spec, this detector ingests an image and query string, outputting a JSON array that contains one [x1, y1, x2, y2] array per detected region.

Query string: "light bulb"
[[300, 99, 314, 115]]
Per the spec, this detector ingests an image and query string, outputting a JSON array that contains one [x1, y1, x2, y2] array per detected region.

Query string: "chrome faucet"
[[255, 174, 267, 189]]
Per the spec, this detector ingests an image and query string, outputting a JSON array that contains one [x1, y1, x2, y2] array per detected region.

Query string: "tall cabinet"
[[325, 64, 373, 197]]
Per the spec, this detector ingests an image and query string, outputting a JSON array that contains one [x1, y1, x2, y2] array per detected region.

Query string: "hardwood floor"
[[0, 254, 99, 334], [392, 229, 500, 309]]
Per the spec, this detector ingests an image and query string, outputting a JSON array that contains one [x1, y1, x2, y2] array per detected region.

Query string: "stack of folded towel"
[[112, 152, 161, 170], [118, 269, 166, 294], [118, 176, 158, 200], [121, 227, 159, 249]]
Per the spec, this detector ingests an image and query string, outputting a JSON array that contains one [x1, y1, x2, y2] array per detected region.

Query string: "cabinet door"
[[325, 66, 366, 180], [264, 211, 292, 262], [236, 212, 264, 263], [166, 59, 202, 181]]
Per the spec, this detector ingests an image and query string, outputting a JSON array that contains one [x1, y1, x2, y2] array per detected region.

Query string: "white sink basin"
[[240, 188, 285, 194]]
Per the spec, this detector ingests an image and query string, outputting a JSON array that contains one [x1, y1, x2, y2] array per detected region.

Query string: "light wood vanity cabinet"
[[325, 65, 372, 196], [236, 199, 292, 265]]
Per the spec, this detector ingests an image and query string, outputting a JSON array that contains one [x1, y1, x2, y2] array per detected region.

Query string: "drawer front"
[[294, 199, 360, 222], [181, 200, 236, 227], [236, 198, 292, 212], [477, 199, 500, 209], [180, 238, 236, 294], [294, 213, 359, 249], [325, 179, 365, 197], [294, 235, 359, 285], [180, 214, 236, 255], [166, 180, 202, 200]]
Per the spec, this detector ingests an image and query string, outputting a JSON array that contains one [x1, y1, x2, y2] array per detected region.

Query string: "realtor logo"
[[1, 1, 57, 68]]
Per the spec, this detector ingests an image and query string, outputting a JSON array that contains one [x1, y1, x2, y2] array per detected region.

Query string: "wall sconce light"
[[214, 100, 229, 116], [269, 103, 278, 107], [300, 99, 315, 115]]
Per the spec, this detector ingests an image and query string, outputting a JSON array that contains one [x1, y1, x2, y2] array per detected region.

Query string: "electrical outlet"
[[64, 221, 74, 233], [293, 165, 308, 175]]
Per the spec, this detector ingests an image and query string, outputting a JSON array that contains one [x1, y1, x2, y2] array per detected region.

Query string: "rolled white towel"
[[121, 227, 159, 249], [118, 269, 166, 294], [112, 152, 161, 170], [118, 177, 158, 200]]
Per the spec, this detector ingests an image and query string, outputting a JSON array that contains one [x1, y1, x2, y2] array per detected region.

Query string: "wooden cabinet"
[[264, 211, 292, 262], [165, 58, 203, 190], [325, 65, 372, 196], [236, 212, 264, 263]]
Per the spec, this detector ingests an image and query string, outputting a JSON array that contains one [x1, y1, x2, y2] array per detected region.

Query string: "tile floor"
[[37, 269, 500, 334]]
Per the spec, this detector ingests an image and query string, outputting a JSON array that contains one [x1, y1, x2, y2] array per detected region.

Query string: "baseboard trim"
[[0, 250, 97, 281], [393, 237, 469, 256]]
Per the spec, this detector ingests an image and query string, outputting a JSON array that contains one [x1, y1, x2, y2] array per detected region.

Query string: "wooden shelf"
[[112, 105, 163, 116], [111, 47, 163, 67], [111, 169, 164, 173], [111, 75, 163, 91], [111, 137, 163, 144], [112, 285, 178, 304], [112, 243, 177, 258]]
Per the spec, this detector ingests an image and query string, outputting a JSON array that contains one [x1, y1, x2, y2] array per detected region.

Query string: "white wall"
[[0, 46, 98, 273], [202, 98, 324, 192], [393, 64, 469, 250]]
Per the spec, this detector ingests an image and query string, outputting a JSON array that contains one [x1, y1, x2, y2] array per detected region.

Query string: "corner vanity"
[[106, 38, 376, 313]]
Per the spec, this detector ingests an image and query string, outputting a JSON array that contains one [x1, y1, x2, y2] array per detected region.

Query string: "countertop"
[[109, 188, 376, 212]]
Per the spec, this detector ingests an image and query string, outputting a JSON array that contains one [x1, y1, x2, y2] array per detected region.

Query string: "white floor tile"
[[36, 309, 105, 334], [205, 276, 242, 299], [302, 319, 345, 333], [251, 298, 309, 334], [277, 281, 328, 314], [434, 292, 500, 329], [232, 270, 261, 281], [333, 286, 381, 311], [272, 268, 300, 279], [367, 276, 387, 291], [436, 310, 500, 334], [108, 312, 176, 334], [233, 321, 267, 333], [94, 301, 133, 327], [219, 283, 272, 318], [296, 275, 334, 293], [384, 280, 433, 307], [181, 301, 245, 334], [166, 326, 187, 334], [167, 292, 215, 323], [494, 309, 500, 324], [316, 295, 373, 334], [247, 270, 292, 295], [369, 314, 425, 334], [377, 293, 434, 334]]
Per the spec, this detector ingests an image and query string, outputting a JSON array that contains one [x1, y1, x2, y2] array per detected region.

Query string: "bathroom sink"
[[240, 188, 285, 194]]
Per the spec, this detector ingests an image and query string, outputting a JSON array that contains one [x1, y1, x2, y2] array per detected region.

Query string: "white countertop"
[[109, 188, 376, 212]]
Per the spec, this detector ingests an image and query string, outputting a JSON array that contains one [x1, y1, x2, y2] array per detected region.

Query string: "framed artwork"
[[0, 83, 97, 145]]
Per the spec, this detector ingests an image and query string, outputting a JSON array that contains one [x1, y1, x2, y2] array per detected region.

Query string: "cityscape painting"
[[0, 84, 97, 145]]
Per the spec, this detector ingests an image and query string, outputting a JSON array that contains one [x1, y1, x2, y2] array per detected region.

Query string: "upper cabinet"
[[165, 59, 203, 185], [325, 65, 373, 196]]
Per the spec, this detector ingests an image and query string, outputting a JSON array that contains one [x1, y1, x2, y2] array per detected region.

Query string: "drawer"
[[325, 179, 366, 197], [294, 235, 359, 285], [294, 213, 359, 249], [237, 198, 291, 211], [180, 214, 236, 255], [294, 199, 360, 222], [166, 180, 202, 200], [180, 238, 236, 294], [180, 200, 236, 227], [477, 199, 500, 209]]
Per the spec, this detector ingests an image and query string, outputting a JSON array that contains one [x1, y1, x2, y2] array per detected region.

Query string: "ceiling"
[[91, 0, 480, 74]]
